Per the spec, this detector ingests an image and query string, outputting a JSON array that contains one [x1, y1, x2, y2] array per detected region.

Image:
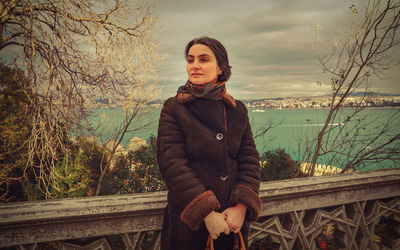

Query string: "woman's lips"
[[191, 73, 202, 76]]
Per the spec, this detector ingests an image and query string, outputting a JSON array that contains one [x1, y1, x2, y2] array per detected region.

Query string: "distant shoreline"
[[91, 93, 400, 109], [248, 106, 400, 110], [89, 103, 400, 110]]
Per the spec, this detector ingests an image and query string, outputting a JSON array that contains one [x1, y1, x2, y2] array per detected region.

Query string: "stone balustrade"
[[0, 168, 399, 249]]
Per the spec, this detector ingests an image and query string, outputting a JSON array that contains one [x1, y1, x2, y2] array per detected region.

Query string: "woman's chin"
[[189, 79, 207, 85]]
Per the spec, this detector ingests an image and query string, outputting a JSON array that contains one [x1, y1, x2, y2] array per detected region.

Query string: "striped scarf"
[[177, 80, 236, 109], [178, 81, 226, 100]]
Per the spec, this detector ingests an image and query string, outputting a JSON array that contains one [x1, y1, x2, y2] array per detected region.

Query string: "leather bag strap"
[[205, 234, 214, 250], [234, 231, 246, 250], [205, 232, 246, 250]]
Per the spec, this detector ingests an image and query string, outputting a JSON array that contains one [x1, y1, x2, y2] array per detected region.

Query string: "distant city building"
[[246, 94, 400, 109], [91, 93, 400, 109]]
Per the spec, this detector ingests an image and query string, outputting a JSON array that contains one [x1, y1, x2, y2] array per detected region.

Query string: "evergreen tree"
[[101, 135, 166, 194], [50, 136, 102, 198], [0, 63, 42, 201], [260, 149, 301, 181]]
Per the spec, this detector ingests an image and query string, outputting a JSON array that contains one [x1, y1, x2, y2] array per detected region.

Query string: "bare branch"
[[307, 0, 400, 176], [0, 0, 159, 198]]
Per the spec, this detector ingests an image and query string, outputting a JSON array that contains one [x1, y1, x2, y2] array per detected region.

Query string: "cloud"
[[154, 0, 400, 99]]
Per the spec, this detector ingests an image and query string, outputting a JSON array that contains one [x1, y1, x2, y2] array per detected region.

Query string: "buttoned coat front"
[[157, 95, 261, 250]]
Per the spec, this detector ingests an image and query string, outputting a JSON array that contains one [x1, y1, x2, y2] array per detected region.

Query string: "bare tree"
[[251, 116, 283, 157], [306, 0, 400, 176], [253, 118, 283, 140], [94, 87, 156, 196], [0, 0, 158, 198]]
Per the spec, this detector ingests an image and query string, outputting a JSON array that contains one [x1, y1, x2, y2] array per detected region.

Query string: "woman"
[[157, 36, 261, 250]]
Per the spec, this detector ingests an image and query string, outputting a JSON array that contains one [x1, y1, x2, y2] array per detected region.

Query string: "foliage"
[[128, 135, 165, 193], [49, 134, 166, 198], [100, 135, 165, 194], [22, 181, 45, 201], [0, 63, 32, 201], [0, 0, 158, 198], [0, 61, 161, 200], [260, 149, 301, 181], [99, 155, 132, 195], [50, 137, 102, 198]]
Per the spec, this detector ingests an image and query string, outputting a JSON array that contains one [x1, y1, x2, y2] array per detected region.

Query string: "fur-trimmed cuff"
[[228, 184, 261, 222], [180, 190, 220, 231]]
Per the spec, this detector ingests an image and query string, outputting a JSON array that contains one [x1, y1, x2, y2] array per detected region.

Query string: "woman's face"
[[186, 44, 222, 85]]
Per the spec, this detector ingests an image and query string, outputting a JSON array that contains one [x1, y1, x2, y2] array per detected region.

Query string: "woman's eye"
[[187, 59, 194, 63], [200, 58, 208, 62]]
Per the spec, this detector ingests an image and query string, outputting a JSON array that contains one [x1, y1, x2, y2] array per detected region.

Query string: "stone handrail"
[[0, 168, 399, 249]]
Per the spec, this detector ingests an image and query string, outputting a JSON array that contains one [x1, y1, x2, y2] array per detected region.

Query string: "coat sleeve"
[[228, 104, 262, 222], [157, 98, 220, 230]]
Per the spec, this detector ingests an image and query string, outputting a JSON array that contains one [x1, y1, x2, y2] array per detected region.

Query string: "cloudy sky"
[[153, 0, 400, 100]]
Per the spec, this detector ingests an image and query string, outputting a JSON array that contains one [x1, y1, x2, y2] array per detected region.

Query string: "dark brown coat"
[[157, 94, 261, 250]]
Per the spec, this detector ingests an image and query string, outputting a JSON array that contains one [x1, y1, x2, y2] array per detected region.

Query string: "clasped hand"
[[204, 203, 247, 240]]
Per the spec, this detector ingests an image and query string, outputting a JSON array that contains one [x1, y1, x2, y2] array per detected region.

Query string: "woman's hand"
[[222, 203, 247, 233], [204, 211, 230, 239]]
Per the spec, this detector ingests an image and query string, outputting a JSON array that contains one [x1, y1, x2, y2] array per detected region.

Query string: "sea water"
[[89, 106, 400, 170]]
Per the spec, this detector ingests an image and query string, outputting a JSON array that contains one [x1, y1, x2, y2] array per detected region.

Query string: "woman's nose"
[[191, 60, 200, 70]]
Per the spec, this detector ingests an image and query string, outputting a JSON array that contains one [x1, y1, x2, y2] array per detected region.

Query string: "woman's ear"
[[217, 66, 223, 76]]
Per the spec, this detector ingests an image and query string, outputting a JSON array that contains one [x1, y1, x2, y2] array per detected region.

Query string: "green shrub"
[[260, 149, 301, 181]]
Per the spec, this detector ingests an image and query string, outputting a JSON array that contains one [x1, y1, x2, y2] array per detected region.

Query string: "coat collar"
[[177, 92, 237, 109]]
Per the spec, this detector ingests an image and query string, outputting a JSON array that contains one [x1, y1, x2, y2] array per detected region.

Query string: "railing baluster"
[[121, 232, 142, 249], [148, 230, 161, 250], [17, 243, 42, 250], [57, 237, 112, 250]]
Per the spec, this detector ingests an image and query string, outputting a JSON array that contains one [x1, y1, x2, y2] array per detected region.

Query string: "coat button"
[[219, 174, 228, 181], [216, 133, 224, 141]]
